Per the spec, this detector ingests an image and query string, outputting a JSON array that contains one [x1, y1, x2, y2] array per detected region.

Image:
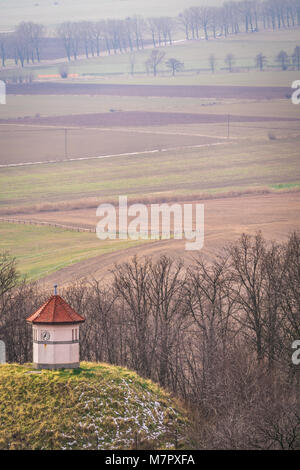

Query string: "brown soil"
[[6, 83, 292, 100], [36, 191, 300, 288], [2, 111, 298, 129], [0, 124, 224, 165]]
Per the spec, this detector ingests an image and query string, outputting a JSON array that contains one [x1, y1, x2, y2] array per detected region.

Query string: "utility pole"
[[227, 114, 230, 139], [64, 128, 68, 159]]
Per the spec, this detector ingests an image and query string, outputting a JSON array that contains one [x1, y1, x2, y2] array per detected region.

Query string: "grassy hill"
[[0, 362, 189, 450]]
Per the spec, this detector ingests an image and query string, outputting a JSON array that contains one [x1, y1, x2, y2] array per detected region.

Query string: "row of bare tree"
[[0, 16, 174, 66], [138, 47, 300, 77], [0, 0, 300, 67], [180, 0, 300, 40], [207, 46, 300, 73], [0, 231, 299, 449], [54, 0, 300, 60], [0, 22, 44, 68]]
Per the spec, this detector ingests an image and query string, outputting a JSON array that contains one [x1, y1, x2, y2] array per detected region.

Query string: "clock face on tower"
[[41, 330, 50, 341]]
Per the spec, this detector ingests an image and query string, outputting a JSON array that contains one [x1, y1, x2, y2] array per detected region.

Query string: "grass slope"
[[1, 29, 299, 87], [61, 29, 300, 75], [0, 362, 189, 450], [1, 28, 298, 86]]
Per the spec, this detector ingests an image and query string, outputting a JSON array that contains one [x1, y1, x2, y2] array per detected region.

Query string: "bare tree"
[[147, 18, 159, 47], [131, 16, 145, 50], [160, 17, 175, 46], [199, 7, 211, 40], [0, 34, 6, 67], [276, 50, 289, 70], [16, 22, 31, 65], [106, 19, 125, 54], [279, 233, 300, 350], [0, 252, 18, 299], [165, 57, 184, 76], [145, 49, 165, 77], [113, 256, 154, 377], [292, 46, 300, 71], [209, 6, 221, 38], [15, 22, 44, 64], [78, 21, 94, 58], [30, 22, 44, 62], [225, 1, 241, 34], [220, 1, 239, 37], [93, 21, 105, 57], [148, 256, 188, 387], [128, 52, 136, 75], [178, 9, 192, 40], [124, 17, 134, 52], [189, 7, 201, 39], [184, 254, 236, 401], [255, 52, 268, 70], [250, 388, 300, 450], [227, 232, 267, 362], [57, 22, 74, 61], [225, 52, 236, 72], [209, 54, 217, 73], [239, 0, 258, 33]]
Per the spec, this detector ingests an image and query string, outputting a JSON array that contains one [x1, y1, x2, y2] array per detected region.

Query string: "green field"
[[1, 135, 300, 213], [60, 29, 300, 75], [69, 70, 300, 87], [1, 28, 299, 87], [0, 222, 146, 280], [0, 362, 188, 450]]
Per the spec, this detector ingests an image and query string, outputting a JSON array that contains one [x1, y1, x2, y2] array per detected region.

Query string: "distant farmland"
[[1, 25, 299, 286]]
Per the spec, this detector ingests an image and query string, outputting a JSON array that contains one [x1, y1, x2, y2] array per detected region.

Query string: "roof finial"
[[54, 284, 58, 296]]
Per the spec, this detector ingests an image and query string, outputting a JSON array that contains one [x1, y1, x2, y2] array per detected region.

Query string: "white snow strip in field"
[[0, 141, 229, 168]]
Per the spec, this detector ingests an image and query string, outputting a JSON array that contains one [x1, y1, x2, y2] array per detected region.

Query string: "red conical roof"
[[26, 295, 85, 324]]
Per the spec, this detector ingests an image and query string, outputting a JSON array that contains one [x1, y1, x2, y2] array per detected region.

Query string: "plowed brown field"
[[2, 111, 298, 128], [6, 83, 293, 100], [35, 191, 300, 288]]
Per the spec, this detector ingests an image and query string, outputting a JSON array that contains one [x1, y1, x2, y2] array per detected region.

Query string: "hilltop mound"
[[0, 362, 188, 450]]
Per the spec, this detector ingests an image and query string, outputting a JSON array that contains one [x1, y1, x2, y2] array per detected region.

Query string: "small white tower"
[[26, 285, 85, 369]]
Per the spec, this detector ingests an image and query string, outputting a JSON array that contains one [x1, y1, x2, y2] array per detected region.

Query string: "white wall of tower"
[[32, 324, 80, 368]]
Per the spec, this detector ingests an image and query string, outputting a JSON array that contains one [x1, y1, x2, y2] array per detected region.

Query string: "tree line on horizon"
[[0, 0, 300, 68], [0, 231, 299, 449]]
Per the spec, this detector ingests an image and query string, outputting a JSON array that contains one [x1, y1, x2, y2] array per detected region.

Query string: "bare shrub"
[[59, 63, 69, 78]]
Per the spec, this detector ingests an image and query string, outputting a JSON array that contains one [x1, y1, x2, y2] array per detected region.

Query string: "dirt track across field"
[[2, 111, 299, 129], [0, 123, 226, 165], [6, 83, 292, 100], [36, 191, 300, 289]]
